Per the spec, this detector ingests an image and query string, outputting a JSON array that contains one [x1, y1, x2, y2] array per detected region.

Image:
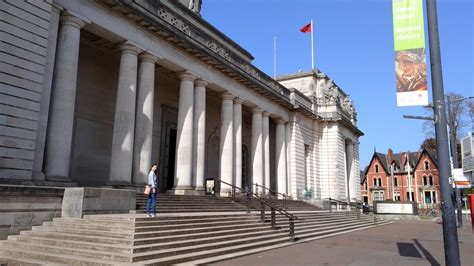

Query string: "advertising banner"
[[392, 0, 428, 106]]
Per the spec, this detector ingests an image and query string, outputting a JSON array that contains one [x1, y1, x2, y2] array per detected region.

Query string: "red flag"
[[300, 22, 311, 33]]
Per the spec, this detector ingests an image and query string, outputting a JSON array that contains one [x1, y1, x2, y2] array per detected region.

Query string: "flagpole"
[[273, 35, 277, 79], [311, 18, 314, 69]]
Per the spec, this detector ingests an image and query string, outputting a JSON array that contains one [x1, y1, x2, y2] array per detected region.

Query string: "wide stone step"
[[134, 218, 261, 232], [0, 240, 131, 262], [132, 229, 283, 253], [132, 229, 283, 262], [134, 215, 258, 226], [178, 221, 392, 265], [8, 235, 132, 254], [136, 208, 244, 213], [0, 246, 122, 266], [43, 221, 134, 232], [0, 254, 64, 266], [133, 225, 273, 246], [20, 230, 134, 246], [31, 226, 134, 239], [133, 221, 267, 239]]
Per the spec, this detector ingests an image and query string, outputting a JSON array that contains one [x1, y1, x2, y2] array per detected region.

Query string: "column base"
[[107, 181, 133, 188], [171, 186, 204, 196]]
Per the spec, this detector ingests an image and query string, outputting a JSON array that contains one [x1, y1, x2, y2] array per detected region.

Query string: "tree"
[[420, 137, 437, 152], [422, 92, 471, 141]]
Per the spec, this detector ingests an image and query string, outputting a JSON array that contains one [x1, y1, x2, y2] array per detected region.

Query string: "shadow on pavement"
[[413, 239, 441, 266], [397, 242, 422, 258]]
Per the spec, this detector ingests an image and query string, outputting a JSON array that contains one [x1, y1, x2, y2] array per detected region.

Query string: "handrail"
[[214, 179, 298, 242], [254, 183, 287, 209], [326, 198, 362, 220]]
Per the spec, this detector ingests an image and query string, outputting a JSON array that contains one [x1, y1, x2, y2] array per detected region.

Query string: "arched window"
[[375, 164, 379, 173], [424, 160, 429, 170], [423, 175, 428, 186], [428, 175, 433, 186]]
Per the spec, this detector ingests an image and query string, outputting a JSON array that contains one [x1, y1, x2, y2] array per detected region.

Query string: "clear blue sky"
[[201, 0, 473, 168]]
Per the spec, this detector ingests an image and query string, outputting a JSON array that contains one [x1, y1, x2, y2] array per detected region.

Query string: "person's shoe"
[[147, 214, 151, 218], [151, 214, 156, 218]]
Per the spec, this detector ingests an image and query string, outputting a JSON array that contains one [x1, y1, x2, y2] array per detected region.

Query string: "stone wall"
[[0, 0, 53, 181], [0, 185, 63, 239]]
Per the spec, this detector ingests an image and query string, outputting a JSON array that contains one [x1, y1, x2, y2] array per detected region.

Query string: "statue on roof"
[[178, 0, 202, 13]]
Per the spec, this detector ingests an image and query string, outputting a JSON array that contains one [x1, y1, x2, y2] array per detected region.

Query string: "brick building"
[[361, 148, 440, 209]]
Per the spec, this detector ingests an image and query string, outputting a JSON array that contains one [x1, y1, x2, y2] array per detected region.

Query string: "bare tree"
[[422, 92, 471, 141], [468, 100, 474, 131]]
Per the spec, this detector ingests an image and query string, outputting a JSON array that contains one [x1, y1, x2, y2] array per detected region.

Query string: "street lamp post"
[[426, 0, 460, 265]]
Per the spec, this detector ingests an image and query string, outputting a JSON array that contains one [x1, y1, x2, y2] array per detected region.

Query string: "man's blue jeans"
[[146, 191, 156, 215]]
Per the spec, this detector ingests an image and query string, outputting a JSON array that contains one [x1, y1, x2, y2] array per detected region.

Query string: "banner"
[[392, 0, 428, 106]]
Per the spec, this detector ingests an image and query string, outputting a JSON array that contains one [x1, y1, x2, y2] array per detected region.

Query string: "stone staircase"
[[0, 195, 391, 265]]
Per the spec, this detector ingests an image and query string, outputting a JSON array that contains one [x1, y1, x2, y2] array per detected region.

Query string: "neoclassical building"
[[0, 0, 362, 202]]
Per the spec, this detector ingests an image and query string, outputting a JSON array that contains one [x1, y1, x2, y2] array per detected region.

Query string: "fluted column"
[[233, 98, 244, 189], [285, 121, 292, 196], [193, 79, 207, 192], [251, 107, 263, 193], [276, 118, 287, 196], [262, 112, 270, 192], [132, 52, 158, 185], [174, 72, 196, 191], [109, 43, 141, 185], [220, 93, 234, 195], [44, 14, 85, 179]]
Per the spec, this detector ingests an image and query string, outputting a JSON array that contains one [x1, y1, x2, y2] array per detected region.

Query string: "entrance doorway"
[[159, 106, 178, 192]]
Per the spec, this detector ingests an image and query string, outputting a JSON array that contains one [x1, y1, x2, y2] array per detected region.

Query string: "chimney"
[[387, 148, 394, 165]]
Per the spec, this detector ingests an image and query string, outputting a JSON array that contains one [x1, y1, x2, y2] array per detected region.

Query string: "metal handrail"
[[214, 179, 298, 242], [326, 198, 362, 220], [253, 183, 287, 209]]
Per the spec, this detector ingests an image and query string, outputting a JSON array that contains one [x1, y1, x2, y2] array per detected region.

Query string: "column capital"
[[60, 13, 86, 29], [194, 79, 208, 87], [276, 118, 286, 124], [119, 42, 142, 56], [221, 92, 234, 100], [234, 97, 244, 105], [252, 107, 263, 114], [262, 111, 270, 117], [138, 52, 159, 63], [178, 71, 197, 81]]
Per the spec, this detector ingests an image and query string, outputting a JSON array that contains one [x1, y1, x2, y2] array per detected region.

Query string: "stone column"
[[251, 107, 263, 193], [285, 121, 292, 196], [173, 72, 196, 192], [262, 111, 270, 192], [276, 118, 287, 196], [233, 98, 244, 189], [220, 93, 234, 195], [44, 14, 85, 180], [132, 52, 158, 185], [193, 79, 207, 192], [109, 43, 141, 185]]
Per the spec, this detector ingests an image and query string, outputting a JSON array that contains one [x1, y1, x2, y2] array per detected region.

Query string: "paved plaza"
[[213, 219, 473, 266]]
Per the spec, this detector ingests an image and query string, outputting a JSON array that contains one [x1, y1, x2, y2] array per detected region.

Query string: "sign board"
[[461, 133, 473, 172], [452, 168, 472, 188], [374, 201, 417, 215], [392, 0, 428, 106]]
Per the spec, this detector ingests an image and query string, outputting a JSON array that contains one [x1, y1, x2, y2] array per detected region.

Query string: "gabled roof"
[[366, 148, 439, 176], [414, 148, 439, 169]]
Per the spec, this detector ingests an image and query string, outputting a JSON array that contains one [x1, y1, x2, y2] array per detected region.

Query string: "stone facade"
[[0, 0, 362, 202]]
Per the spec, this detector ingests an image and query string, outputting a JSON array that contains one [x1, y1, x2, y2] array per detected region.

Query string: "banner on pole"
[[392, 0, 428, 106]]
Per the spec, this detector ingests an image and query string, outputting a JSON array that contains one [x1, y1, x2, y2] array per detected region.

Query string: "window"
[[373, 191, 384, 201], [375, 165, 379, 173], [373, 178, 377, 187], [423, 175, 428, 186], [429, 176, 433, 186], [394, 192, 401, 201], [424, 161, 429, 170], [424, 191, 437, 205], [406, 192, 414, 201], [378, 178, 382, 187], [394, 177, 398, 187]]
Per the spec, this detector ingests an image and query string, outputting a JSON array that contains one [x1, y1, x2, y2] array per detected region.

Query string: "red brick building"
[[361, 148, 440, 209]]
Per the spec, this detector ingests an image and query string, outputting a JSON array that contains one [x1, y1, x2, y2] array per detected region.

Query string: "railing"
[[326, 198, 363, 221], [214, 179, 298, 242], [254, 183, 288, 209]]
